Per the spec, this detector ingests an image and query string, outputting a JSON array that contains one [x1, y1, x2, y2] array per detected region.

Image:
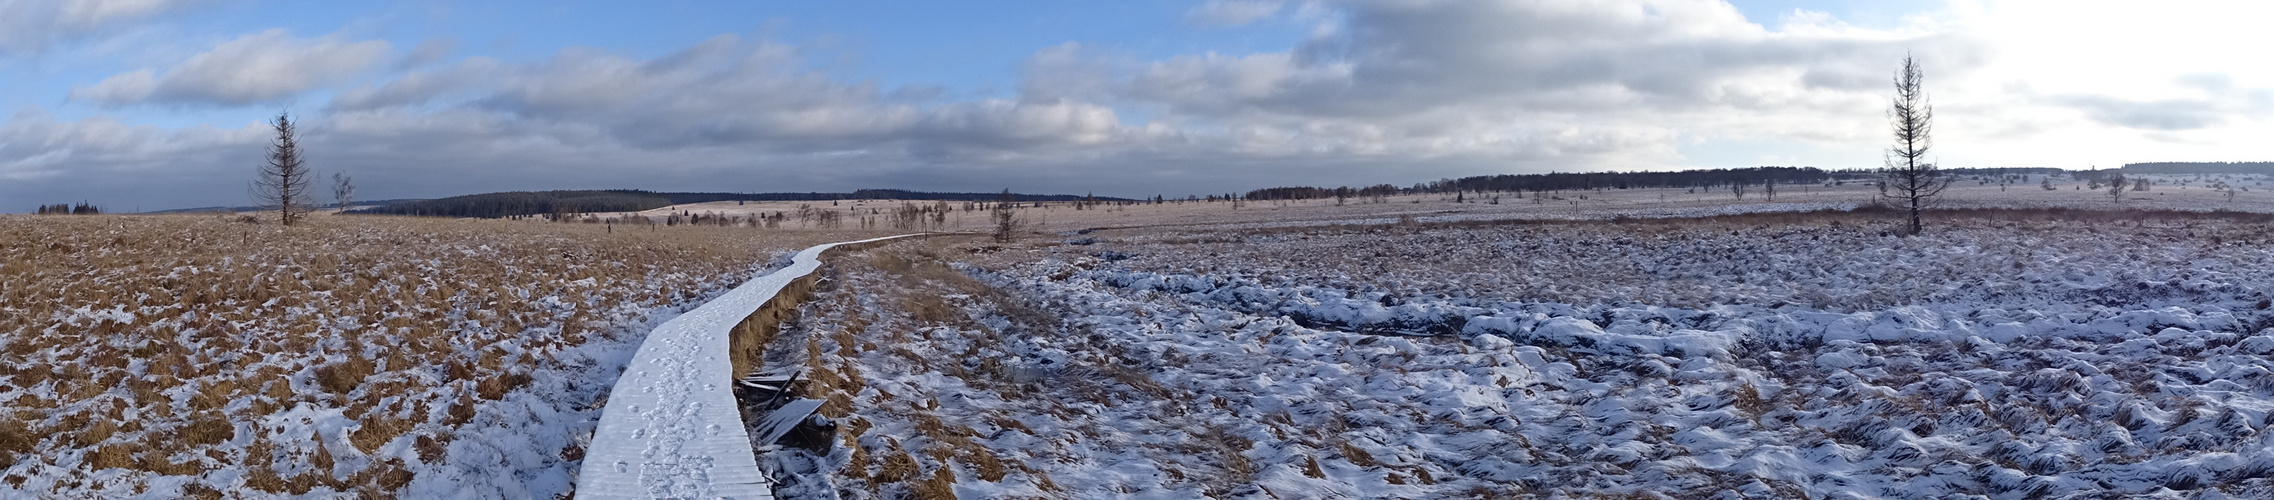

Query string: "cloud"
[[1092, 0, 1986, 170], [2047, 75, 2274, 132], [1186, 0, 1285, 27], [9, 1, 1986, 210], [0, 0, 210, 55], [1163, 0, 1975, 116], [328, 34, 1130, 155], [396, 37, 456, 70], [0, 106, 267, 209], [32, 0, 2274, 212], [70, 29, 391, 106], [2055, 95, 2224, 131]]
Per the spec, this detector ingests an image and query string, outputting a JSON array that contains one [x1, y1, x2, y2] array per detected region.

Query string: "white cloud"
[[1186, 0, 1285, 27], [71, 29, 391, 106], [67, 69, 160, 103], [396, 37, 456, 70], [0, 0, 209, 55]]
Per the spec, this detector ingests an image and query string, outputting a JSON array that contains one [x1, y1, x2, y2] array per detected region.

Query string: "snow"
[[577, 234, 918, 499], [768, 216, 2274, 498]]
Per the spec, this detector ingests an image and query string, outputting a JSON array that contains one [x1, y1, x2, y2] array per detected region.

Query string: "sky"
[[3, 0, 2272, 211]]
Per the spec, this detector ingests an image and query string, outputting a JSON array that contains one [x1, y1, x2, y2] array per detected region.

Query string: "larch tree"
[[332, 172, 355, 212], [991, 189, 1020, 243], [252, 112, 313, 225], [1879, 55, 1950, 235]]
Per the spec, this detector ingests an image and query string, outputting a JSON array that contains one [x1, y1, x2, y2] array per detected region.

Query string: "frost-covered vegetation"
[[769, 211, 2274, 498], [0, 215, 854, 497]]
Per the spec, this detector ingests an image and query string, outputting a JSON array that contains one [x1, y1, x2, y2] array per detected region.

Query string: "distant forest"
[[1245, 166, 1883, 201], [355, 189, 1124, 218], [1238, 166, 2127, 201], [2119, 162, 2274, 174]]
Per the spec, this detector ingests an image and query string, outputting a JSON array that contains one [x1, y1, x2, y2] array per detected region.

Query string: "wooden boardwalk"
[[576, 235, 920, 499]]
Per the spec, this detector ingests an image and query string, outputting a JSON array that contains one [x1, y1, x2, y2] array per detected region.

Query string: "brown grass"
[[0, 416, 33, 469], [180, 415, 236, 446], [0, 214, 891, 495], [348, 415, 412, 455], [87, 443, 136, 470], [314, 356, 378, 395], [875, 439, 921, 485], [912, 464, 959, 500]]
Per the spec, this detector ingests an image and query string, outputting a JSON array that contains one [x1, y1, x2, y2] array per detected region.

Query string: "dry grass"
[[0, 214, 885, 495], [780, 239, 1240, 496]]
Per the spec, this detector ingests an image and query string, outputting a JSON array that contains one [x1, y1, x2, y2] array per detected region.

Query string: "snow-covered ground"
[[618, 172, 2274, 236], [12, 195, 2274, 498], [769, 213, 2274, 498]]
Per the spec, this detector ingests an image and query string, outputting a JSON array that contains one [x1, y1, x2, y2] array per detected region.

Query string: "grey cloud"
[[70, 29, 391, 106], [2052, 74, 2274, 131], [2058, 96, 2228, 131], [0, 107, 266, 210], [341, 35, 1130, 155], [1071, 0, 1986, 171], [1137, 0, 1981, 119]]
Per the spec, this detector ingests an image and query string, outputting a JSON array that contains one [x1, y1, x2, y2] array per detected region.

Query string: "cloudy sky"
[[3, 0, 2271, 211]]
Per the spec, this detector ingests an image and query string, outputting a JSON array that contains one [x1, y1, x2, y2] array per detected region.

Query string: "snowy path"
[[577, 234, 924, 499]]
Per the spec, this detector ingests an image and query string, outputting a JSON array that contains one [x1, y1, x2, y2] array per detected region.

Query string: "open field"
[[761, 209, 2274, 498], [10, 182, 2274, 499], [0, 214, 890, 497], [597, 173, 2274, 236]]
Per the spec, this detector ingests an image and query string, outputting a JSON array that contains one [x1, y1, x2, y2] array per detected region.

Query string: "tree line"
[[1241, 166, 1874, 202], [2120, 162, 2274, 175], [352, 188, 1129, 219], [353, 190, 676, 218], [33, 202, 101, 215]]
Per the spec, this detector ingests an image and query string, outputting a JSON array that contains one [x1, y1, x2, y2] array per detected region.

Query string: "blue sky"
[[4, 0, 2272, 210]]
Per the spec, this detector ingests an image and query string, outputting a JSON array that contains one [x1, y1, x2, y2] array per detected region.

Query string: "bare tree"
[[252, 112, 313, 225], [1879, 55, 1950, 235], [331, 172, 354, 212]]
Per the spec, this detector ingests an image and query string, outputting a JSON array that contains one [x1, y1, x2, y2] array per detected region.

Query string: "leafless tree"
[[1879, 55, 1950, 235], [2107, 173, 2127, 203], [251, 112, 313, 225], [331, 172, 354, 212]]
